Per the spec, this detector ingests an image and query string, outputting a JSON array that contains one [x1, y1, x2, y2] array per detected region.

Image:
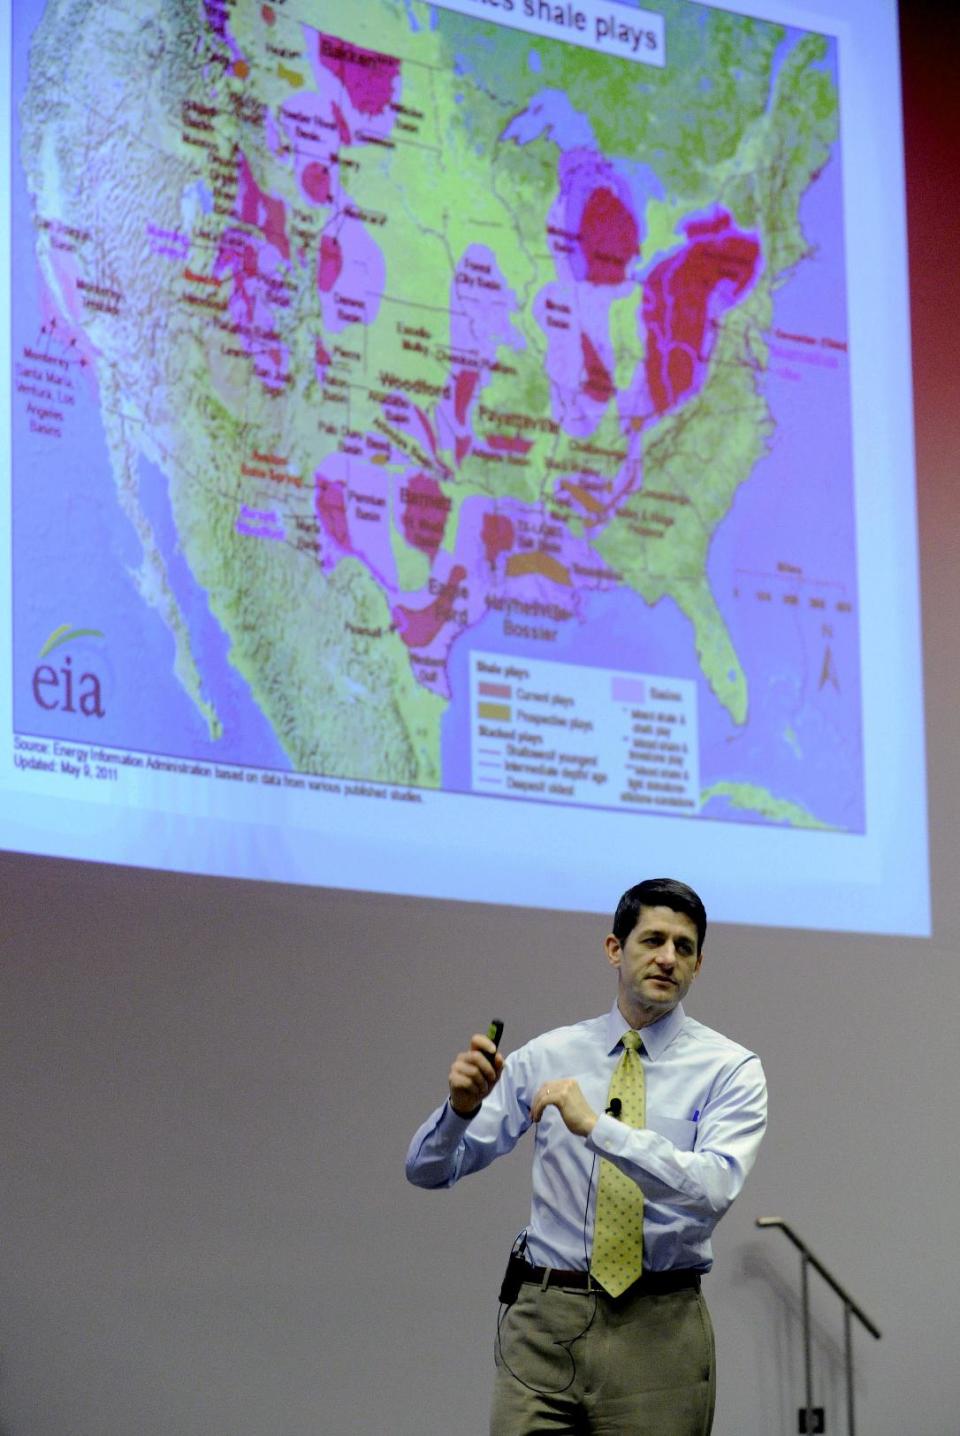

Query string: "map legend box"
[[469, 653, 699, 815]]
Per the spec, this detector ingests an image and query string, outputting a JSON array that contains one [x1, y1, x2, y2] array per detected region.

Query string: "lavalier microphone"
[[606, 1098, 622, 1118]]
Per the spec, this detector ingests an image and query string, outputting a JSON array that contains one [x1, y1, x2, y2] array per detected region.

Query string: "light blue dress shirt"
[[405, 1001, 767, 1273]]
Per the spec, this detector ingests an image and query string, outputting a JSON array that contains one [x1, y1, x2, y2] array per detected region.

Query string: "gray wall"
[[1, 840, 959, 1436], [3, 6, 959, 1434]]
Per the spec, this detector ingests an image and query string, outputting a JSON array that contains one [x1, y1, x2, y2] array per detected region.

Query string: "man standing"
[[405, 878, 767, 1435]]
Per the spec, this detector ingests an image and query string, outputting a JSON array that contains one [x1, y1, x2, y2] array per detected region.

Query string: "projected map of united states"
[[15, 0, 861, 832]]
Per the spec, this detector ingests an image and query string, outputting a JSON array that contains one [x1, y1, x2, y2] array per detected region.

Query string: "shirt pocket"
[[646, 1113, 698, 1150]]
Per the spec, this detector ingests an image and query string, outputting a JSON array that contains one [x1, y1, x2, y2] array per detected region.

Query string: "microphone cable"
[[493, 1094, 623, 1396]]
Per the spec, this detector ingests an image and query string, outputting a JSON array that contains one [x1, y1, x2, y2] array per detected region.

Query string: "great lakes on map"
[[13, 0, 862, 832]]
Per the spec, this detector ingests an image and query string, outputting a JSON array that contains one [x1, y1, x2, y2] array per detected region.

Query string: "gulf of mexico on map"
[[11, 0, 862, 834]]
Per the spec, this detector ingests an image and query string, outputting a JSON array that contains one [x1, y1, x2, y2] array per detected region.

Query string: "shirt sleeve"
[[405, 1050, 533, 1189], [585, 1053, 767, 1218]]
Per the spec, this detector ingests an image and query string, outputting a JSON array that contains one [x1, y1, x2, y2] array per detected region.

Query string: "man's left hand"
[[531, 1079, 597, 1136]]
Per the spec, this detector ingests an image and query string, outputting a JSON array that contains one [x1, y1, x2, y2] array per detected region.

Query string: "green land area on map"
[[17, 0, 849, 828]]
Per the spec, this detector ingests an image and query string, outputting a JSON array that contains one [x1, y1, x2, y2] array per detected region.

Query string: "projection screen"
[[1, 0, 928, 933]]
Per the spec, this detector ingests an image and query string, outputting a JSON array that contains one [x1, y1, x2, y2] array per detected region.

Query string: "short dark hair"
[[612, 879, 707, 954]]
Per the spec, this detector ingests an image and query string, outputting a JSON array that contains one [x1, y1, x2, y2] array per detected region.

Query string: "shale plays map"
[[11, 0, 863, 833]]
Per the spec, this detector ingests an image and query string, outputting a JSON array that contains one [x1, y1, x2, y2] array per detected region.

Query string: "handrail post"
[[844, 1303, 855, 1436], [755, 1218, 880, 1436], [801, 1253, 814, 1433]]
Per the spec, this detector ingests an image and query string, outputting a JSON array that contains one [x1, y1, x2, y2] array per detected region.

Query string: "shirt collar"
[[605, 998, 686, 1061]]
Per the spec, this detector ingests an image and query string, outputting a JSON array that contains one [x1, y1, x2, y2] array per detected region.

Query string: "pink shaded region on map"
[[580, 187, 638, 286], [317, 33, 400, 117], [318, 235, 343, 293], [556, 152, 642, 294], [486, 433, 533, 455], [394, 565, 467, 648], [643, 207, 761, 415], [401, 473, 451, 560], [580, 332, 615, 403], [315, 475, 350, 549], [315, 339, 332, 382], [302, 162, 331, 204], [212, 228, 291, 392], [454, 370, 479, 425], [237, 152, 289, 260], [214, 234, 258, 303], [332, 102, 352, 145], [316, 207, 386, 335], [415, 406, 438, 457], [481, 512, 515, 566]]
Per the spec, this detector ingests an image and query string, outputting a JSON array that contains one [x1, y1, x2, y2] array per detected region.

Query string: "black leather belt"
[[520, 1266, 701, 1296]]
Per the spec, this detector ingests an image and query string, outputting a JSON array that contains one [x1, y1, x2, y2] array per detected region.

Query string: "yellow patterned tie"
[[591, 1030, 645, 1297]]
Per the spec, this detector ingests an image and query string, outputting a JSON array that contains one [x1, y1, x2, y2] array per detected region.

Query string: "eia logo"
[[32, 624, 106, 717]]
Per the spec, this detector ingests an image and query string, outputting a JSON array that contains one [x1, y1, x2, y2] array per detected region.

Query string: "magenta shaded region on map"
[[557, 152, 642, 289], [394, 565, 467, 649], [414, 405, 439, 457], [317, 235, 343, 293], [454, 370, 479, 425], [486, 433, 533, 455], [643, 208, 761, 415], [580, 187, 639, 285], [315, 475, 350, 550], [237, 151, 289, 260], [580, 332, 615, 403], [401, 473, 451, 560], [212, 227, 291, 393], [317, 34, 400, 117], [481, 512, 515, 566], [302, 162, 331, 205]]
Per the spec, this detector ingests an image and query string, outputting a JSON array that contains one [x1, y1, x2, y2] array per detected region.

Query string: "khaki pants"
[[490, 1282, 715, 1435]]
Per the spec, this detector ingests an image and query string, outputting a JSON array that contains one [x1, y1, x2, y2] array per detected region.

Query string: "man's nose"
[[657, 942, 677, 967]]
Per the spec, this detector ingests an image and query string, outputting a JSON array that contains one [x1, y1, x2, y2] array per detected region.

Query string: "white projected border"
[[430, 0, 666, 67], [0, 0, 928, 934]]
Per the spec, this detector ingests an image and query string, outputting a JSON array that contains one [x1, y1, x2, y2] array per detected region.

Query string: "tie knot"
[[621, 1030, 642, 1054]]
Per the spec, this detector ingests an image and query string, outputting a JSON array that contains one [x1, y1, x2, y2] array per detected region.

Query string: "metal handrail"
[[755, 1217, 881, 1436], [755, 1217, 882, 1338]]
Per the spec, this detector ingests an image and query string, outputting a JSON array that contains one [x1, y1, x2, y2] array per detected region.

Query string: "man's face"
[[604, 904, 702, 1024]]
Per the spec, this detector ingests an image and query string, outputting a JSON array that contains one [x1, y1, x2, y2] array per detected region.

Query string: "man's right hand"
[[448, 1033, 505, 1117]]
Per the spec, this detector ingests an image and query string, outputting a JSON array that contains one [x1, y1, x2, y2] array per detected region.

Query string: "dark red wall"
[[901, 2, 960, 931]]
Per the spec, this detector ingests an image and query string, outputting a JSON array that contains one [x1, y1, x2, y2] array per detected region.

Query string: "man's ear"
[[604, 933, 622, 970], [693, 948, 704, 977]]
